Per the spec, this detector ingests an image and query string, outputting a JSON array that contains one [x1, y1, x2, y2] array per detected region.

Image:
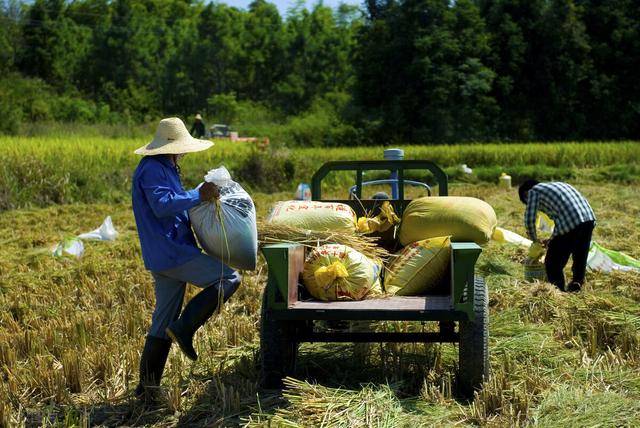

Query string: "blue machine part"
[[384, 149, 405, 199]]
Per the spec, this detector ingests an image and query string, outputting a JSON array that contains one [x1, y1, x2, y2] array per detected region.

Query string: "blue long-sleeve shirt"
[[132, 155, 202, 272]]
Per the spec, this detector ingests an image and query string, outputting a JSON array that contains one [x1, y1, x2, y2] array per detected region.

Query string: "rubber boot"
[[567, 281, 582, 293], [166, 274, 240, 361], [135, 335, 172, 404]]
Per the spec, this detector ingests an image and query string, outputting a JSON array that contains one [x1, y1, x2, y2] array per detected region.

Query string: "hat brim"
[[134, 137, 214, 156]]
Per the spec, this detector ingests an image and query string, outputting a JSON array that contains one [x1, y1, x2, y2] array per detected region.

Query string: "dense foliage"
[[356, 0, 640, 142], [1, 0, 639, 142], [0, 0, 360, 136]]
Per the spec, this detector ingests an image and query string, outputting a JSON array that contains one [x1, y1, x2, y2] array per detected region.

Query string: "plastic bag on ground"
[[267, 200, 357, 233], [302, 244, 382, 301], [52, 237, 85, 258], [78, 216, 118, 241], [384, 236, 451, 296], [399, 196, 497, 246], [492, 227, 532, 247], [588, 242, 640, 273], [189, 167, 258, 270]]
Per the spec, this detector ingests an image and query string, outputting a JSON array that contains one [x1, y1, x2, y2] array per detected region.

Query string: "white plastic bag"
[[78, 216, 118, 241], [189, 167, 258, 270], [204, 166, 233, 187], [492, 227, 532, 247], [587, 242, 640, 273], [52, 237, 85, 258], [460, 164, 473, 174]]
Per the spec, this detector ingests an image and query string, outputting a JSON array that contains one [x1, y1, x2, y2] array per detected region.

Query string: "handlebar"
[[311, 160, 448, 201]]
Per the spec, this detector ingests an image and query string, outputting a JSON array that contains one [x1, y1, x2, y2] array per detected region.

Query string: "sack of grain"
[[302, 244, 382, 301], [190, 167, 258, 270], [399, 197, 497, 246], [267, 200, 357, 233], [384, 236, 451, 295], [356, 201, 400, 234]]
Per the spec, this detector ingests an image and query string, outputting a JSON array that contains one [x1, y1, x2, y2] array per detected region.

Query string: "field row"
[[1, 138, 639, 210]]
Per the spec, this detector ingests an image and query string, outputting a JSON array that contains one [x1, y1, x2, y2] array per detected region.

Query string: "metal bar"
[[270, 310, 469, 322], [398, 167, 405, 202], [311, 160, 448, 200], [297, 332, 459, 343], [356, 169, 363, 199], [390, 170, 399, 199]]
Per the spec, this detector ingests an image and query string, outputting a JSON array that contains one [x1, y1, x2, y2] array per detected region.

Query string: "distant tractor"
[[209, 124, 230, 138]]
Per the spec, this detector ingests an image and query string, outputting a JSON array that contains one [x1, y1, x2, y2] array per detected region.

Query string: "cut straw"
[[257, 220, 390, 262]]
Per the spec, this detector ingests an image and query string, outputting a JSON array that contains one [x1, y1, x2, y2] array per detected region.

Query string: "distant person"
[[190, 113, 206, 138], [519, 180, 596, 292], [131, 117, 241, 403]]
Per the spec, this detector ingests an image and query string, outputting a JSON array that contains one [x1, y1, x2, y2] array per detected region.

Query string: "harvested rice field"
[[1, 158, 639, 427]]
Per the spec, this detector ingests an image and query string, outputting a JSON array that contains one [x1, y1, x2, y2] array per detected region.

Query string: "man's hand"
[[199, 182, 220, 202]]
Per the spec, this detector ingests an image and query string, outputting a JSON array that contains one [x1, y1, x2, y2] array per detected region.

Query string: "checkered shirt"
[[525, 182, 596, 242]]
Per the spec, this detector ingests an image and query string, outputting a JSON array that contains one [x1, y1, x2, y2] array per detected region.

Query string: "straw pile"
[[263, 377, 419, 427], [257, 219, 390, 261]]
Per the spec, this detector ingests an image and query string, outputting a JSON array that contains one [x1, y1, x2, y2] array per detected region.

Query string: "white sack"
[[189, 167, 258, 270], [78, 216, 118, 241], [587, 242, 640, 273]]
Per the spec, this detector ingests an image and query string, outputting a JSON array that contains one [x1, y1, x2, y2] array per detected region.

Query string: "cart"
[[259, 160, 489, 397]]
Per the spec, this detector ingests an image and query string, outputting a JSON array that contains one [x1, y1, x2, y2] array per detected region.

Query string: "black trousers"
[[545, 221, 595, 290]]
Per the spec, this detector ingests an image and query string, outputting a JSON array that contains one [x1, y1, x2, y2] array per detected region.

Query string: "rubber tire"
[[458, 276, 489, 398], [259, 292, 298, 389]]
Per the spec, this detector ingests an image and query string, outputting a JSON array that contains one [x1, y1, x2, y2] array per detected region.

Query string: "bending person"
[[131, 117, 241, 402], [519, 180, 595, 292]]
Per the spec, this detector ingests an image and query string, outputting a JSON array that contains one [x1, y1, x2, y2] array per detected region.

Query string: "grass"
[[0, 137, 639, 209], [0, 164, 639, 426]]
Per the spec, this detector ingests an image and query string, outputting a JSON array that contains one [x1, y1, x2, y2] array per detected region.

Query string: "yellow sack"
[[356, 201, 400, 234], [399, 196, 497, 246], [314, 261, 350, 287], [302, 244, 382, 301], [528, 242, 546, 261], [536, 212, 555, 236], [267, 201, 357, 233], [384, 236, 451, 295]]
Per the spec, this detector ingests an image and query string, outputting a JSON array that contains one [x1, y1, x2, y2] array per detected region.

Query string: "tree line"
[[1, 0, 638, 142]]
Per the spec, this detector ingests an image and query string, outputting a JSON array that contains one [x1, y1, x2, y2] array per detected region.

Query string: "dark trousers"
[[545, 221, 595, 290]]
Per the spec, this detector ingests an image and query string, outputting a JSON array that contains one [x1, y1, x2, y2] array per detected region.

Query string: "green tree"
[[275, 4, 359, 113], [479, 0, 593, 140], [186, 3, 246, 114], [207, 92, 239, 125], [19, 0, 92, 89], [0, 0, 21, 74], [240, 0, 287, 102], [578, 0, 640, 138], [355, 0, 496, 142]]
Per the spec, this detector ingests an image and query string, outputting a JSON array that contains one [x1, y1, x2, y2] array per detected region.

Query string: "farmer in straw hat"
[[131, 117, 241, 402], [190, 113, 206, 138]]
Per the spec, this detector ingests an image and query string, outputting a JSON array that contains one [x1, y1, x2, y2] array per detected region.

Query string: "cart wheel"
[[458, 276, 489, 398], [259, 292, 298, 389]]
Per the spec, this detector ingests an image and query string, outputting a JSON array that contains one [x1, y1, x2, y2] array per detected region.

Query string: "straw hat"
[[134, 117, 213, 156], [195, 113, 202, 120]]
